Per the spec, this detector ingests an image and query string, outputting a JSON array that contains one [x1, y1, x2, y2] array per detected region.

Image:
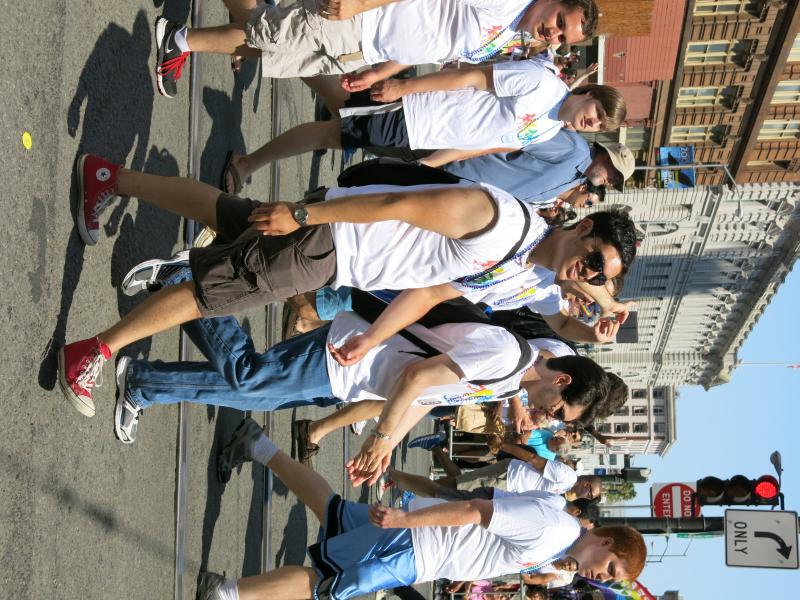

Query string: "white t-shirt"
[[402, 60, 569, 150], [361, 0, 535, 66], [325, 312, 533, 406], [325, 183, 535, 291], [457, 262, 559, 312], [527, 337, 575, 358], [493, 458, 578, 499], [410, 494, 581, 583], [521, 282, 568, 316]]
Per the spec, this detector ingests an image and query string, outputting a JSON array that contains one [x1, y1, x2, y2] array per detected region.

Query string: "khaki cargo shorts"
[[246, 1, 368, 77], [454, 459, 511, 492]]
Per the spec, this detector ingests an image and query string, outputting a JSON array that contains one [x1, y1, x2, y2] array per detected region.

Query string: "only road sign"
[[725, 509, 799, 569]]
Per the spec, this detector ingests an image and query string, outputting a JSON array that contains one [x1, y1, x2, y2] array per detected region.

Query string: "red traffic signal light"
[[754, 475, 780, 501], [696, 475, 780, 507]]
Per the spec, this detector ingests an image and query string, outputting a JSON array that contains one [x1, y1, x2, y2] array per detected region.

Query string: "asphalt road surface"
[[1, 1, 431, 598]]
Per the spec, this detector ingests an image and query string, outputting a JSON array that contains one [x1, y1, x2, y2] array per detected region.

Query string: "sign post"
[[651, 482, 701, 518], [725, 509, 799, 569]]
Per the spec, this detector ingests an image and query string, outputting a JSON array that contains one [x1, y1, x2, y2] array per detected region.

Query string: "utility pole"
[[599, 516, 724, 535]]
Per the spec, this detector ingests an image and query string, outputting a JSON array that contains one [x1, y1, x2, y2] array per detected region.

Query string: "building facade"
[[584, 182, 799, 389], [602, 0, 800, 186]]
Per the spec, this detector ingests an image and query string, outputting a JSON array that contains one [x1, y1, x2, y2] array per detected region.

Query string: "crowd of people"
[[57, 1, 649, 599]]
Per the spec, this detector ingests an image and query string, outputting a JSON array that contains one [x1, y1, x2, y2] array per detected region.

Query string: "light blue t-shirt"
[[527, 428, 556, 460]]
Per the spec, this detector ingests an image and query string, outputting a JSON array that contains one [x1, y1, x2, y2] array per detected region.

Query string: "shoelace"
[[92, 188, 116, 219], [160, 52, 189, 81], [76, 352, 104, 391]]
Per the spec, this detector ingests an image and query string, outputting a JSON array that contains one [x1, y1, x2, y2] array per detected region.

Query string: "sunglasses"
[[581, 250, 607, 286]]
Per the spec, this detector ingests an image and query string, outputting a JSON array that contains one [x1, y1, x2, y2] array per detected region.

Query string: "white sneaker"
[[114, 357, 141, 444], [121, 250, 190, 296]]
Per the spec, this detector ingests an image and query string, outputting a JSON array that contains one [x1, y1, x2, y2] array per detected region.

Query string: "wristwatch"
[[292, 205, 309, 227]]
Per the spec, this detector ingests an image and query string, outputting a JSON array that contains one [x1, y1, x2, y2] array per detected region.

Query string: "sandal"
[[292, 419, 320, 466], [283, 306, 303, 340], [220, 150, 246, 195]]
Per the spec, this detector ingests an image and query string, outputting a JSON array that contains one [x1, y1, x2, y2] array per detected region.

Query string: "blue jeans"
[[124, 268, 338, 410]]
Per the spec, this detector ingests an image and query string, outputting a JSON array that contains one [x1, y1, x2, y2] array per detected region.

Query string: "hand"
[[509, 400, 534, 434], [319, 0, 363, 21], [593, 317, 620, 343], [603, 300, 636, 325], [586, 62, 599, 74], [369, 79, 405, 102], [341, 68, 383, 92], [327, 334, 376, 367], [347, 434, 393, 486], [369, 503, 407, 528], [248, 202, 300, 235]]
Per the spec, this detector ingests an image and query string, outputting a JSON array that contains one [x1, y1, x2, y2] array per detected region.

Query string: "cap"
[[597, 142, 635, 192]]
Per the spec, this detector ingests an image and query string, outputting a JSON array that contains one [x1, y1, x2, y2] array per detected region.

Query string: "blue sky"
[[629, 264, 800, 597]]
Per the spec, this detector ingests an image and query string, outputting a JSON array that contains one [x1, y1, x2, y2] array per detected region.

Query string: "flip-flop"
[[292, 419, 320, 466], [220, 150, 244, 195], [231, 56, 246, 75]]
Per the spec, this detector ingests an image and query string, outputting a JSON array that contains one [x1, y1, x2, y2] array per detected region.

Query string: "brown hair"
[[561, 0, 601, 39], [592, 525, 647, 579], [570, 84, 627, 131]]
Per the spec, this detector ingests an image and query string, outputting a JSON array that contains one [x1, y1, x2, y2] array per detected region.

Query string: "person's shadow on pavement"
[[39, 10, 155, 390]]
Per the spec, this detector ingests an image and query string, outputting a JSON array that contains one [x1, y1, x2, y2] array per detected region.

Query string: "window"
[[654, 423, 666, 434], [758, 120, 800, 140], [772, 81, 800, 104], [671, 125, 729, 144], [652, 388, 665, 400], [614, 406, 630, 417], [685, 39, 752, 65], [792, 33, 800, 62], [609, 455, 619, 465], [633, 423, 649, 433], [614, 423, 630, 434], [677, 85, 740, 108], [632, 389, 647, 400], [597, 423, 612, 434], [653, 406, 665, 416], [632, 406, 648, 416], [693, 0, 760, 16], [747, 159, 791, 170]]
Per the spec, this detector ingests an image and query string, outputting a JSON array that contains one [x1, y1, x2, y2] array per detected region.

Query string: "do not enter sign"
[[651, 482, 702, 518]]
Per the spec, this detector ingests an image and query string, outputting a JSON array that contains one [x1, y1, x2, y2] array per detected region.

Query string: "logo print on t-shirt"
[[442, 383, 497, 405], [502, 113, 546, 145]]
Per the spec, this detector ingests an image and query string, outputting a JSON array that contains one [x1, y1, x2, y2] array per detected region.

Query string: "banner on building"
[[657, 145, 696, 189]]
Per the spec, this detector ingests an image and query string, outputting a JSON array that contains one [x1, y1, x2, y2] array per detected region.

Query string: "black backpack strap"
[[336, 158, 461, 187], [456, 198, 531, 284], [350, 290, 441, 358]]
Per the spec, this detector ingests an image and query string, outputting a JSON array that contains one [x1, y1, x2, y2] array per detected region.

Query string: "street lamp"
[[770, 450, 783, 481]]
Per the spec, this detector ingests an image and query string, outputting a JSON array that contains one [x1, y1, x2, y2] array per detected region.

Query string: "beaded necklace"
[[460, 1, 536, 63], [457, 225, 553, 290]]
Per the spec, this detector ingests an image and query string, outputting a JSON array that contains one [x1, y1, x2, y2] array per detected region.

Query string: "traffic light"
[[695, 474, 780, 507]]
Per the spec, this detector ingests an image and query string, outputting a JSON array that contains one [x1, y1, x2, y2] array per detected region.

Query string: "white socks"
[[218, 577, 240, 600], [251, 433, 279, 466], [174, 26, 191, 52]]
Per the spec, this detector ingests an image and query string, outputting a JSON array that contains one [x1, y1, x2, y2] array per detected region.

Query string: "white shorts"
[[246, 1, 368, 77]]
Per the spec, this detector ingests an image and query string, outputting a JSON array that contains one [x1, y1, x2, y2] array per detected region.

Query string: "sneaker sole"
[[114, 356, 134, 444], [121, 252, 190, 296], [217, 418, 261, 483], [57, 347, 96, 418], [76, 154, 97, 246], [155, 18, 172, 98]]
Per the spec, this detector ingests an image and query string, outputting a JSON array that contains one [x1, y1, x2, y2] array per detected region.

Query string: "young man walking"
[[60, 153, 540, 418], [196, 418, 646, 599], [153, 0, 599, 97], [219, 59, 625, 194]]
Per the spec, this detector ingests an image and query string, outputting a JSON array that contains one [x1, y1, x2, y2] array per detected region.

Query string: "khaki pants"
[[246, 1, 368, 77]]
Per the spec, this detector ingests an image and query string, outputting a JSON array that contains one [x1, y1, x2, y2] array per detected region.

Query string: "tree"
[[603, 481, 637, 503]]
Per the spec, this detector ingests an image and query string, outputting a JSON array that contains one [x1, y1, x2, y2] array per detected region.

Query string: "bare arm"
[[542, 312, 620, 344], [320, 0, 399, 20], [370, 65, 494, 102], [348, 355, 463, 485], [499, 442, 548, 472], [369, 498, 493, 529], [569, 62, 598, 90], [341, 60, 411, 92], [249, 187, 497, 240], [329, 283, 462, 366], [420, 147, 514, 168]]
